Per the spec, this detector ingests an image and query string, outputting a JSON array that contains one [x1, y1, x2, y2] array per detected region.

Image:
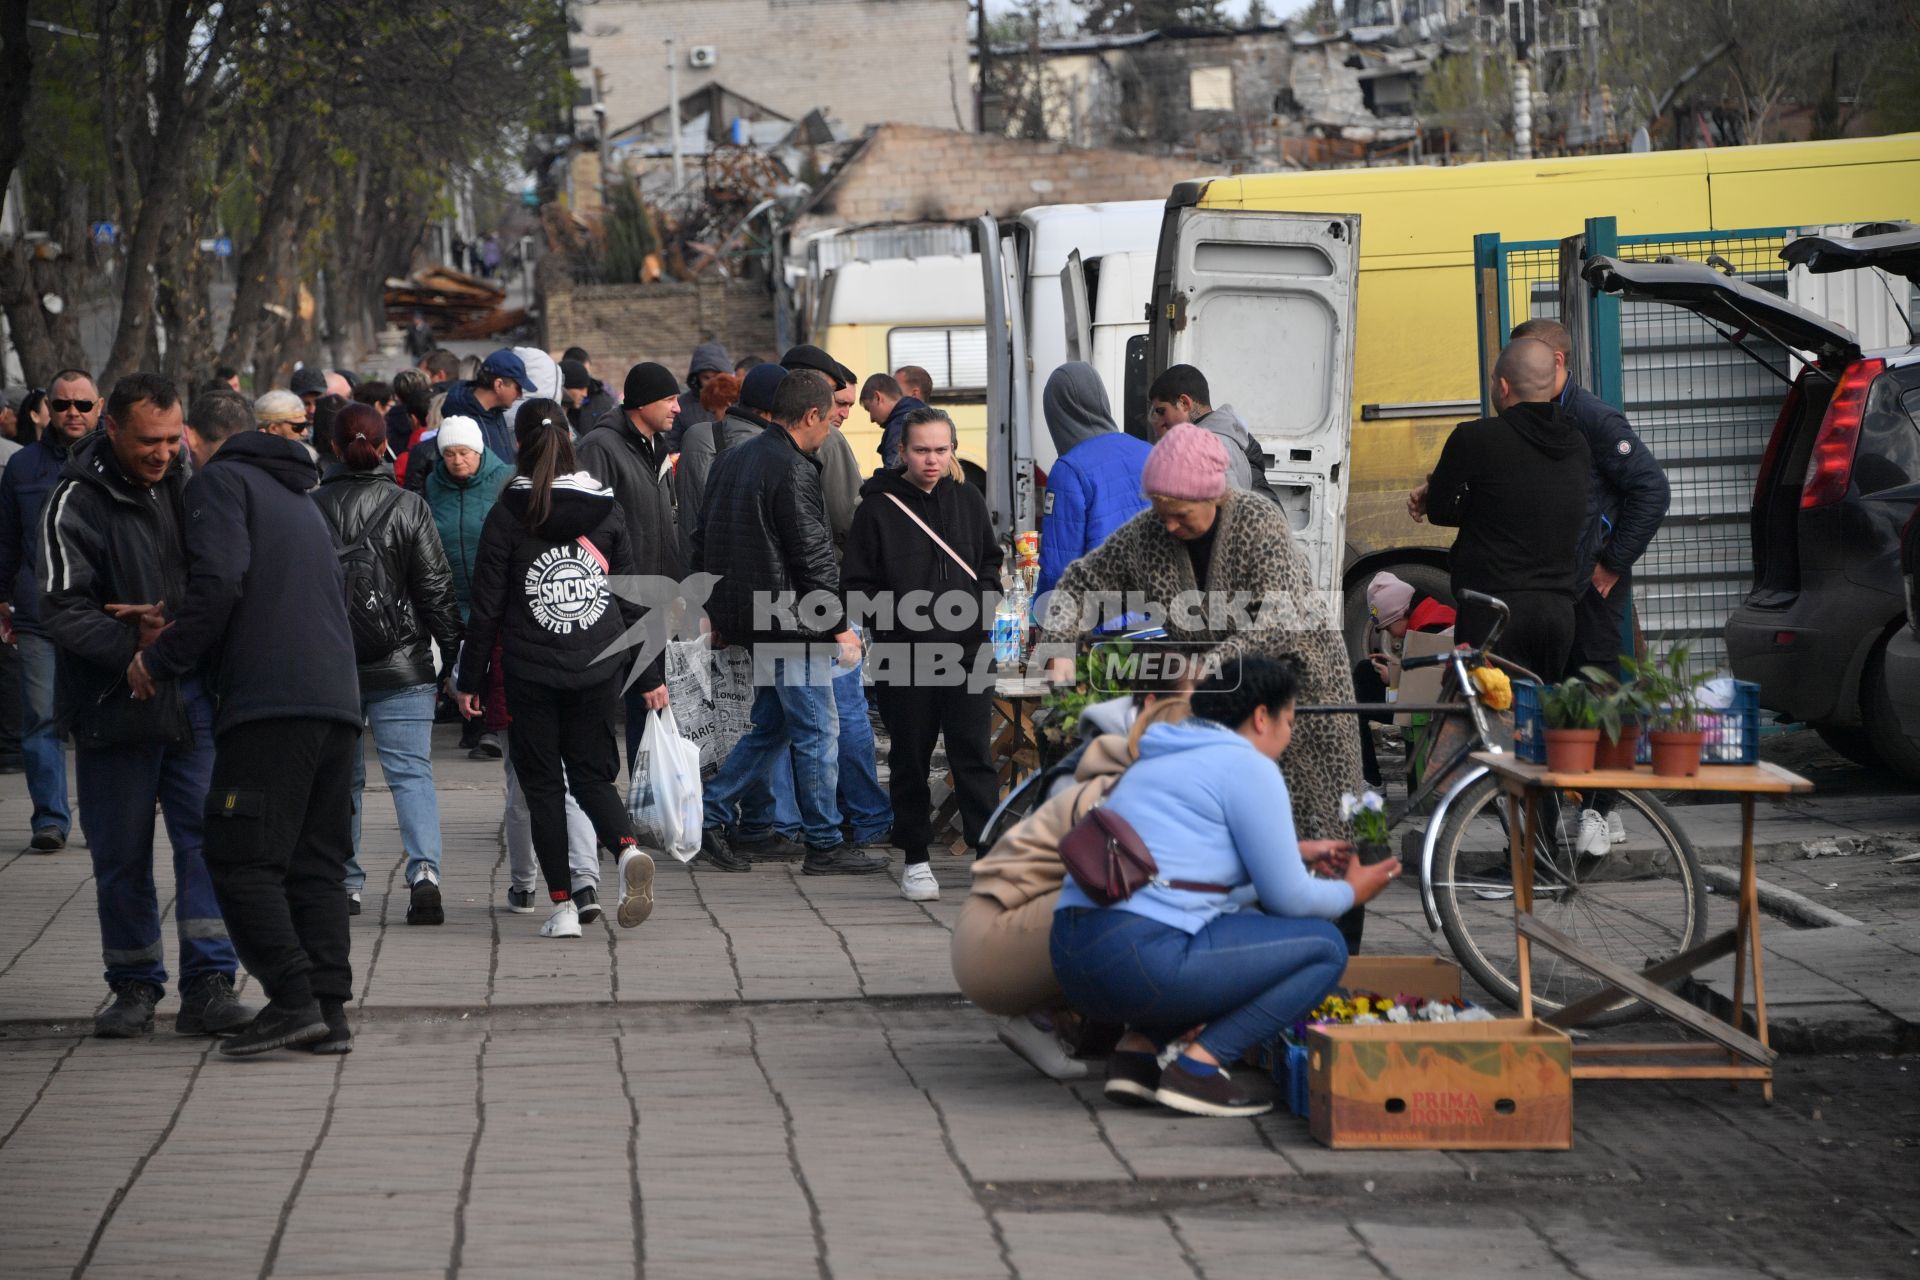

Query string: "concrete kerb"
[[1698, 864, 1869, 930]]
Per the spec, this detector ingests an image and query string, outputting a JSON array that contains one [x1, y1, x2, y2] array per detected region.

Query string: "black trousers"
[[1350, 657, 1393, 785], [201, 718, 357, 1010], [506, 676, 634, 897], [1566, 572, 1632, 679], [876, 681, 998, 863], [1456, 589, 1573, 686], [0, 637, 21, 757]]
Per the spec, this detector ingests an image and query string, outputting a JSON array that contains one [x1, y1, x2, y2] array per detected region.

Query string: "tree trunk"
[[0, 240, 91, 386], [219, 124, 320, 375]]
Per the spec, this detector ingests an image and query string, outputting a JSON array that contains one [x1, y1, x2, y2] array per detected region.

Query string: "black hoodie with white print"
[[456, 470, 654, 695]]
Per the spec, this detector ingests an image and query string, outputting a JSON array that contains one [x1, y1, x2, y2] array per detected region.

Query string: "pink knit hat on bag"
[[1141, 423, 1229, 501]]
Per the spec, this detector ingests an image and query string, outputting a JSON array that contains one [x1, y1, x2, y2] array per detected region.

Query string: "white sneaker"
[[1607, 811, 1627, 845], [901, 862, 940, 902], [996, 1014, 1090, 1080], [616, 847, 656, 928], [539, 900, 582, 939], [1575, 809, 1611, 859]]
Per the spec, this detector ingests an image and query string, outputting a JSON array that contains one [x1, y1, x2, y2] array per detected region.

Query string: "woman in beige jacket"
[[952, 698, 1190, 1072]]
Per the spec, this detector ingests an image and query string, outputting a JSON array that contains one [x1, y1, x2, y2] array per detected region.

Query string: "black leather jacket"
[[691, 422, 844, 647], [310, 465, 463, 693]]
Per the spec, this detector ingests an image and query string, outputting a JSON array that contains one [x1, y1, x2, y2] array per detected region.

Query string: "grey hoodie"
[[1041, 362, 1118, 458], [686, 341, 732, 385], [1193, 404, 1255, 491]]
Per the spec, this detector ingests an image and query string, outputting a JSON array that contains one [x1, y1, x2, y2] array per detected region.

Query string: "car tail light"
[[1800, 358, 1885, 510], [1752, 378, 1803, 509]]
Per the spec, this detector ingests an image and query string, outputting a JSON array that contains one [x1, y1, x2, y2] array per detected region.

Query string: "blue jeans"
[[1050, 907, 1348, 1064], [703, 653, 842, 849], [346, 683, 443, 890], [17, 633, 69, 837], [833, 655, 892, 844], [73, 681, 235, 991], [735, 750, 802, 841]]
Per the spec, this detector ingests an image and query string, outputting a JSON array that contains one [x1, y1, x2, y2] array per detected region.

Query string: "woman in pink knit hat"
[[1036, 422, 1366, 937]]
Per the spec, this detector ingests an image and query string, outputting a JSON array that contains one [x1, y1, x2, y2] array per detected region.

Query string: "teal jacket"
[[424, 451, 512, 617]]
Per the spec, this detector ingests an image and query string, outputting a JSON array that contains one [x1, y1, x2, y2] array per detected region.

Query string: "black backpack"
[[328, 491, 414, 663]]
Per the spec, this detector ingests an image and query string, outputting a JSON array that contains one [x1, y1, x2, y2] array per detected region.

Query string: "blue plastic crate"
[[1261, 1036, 1311, 1118], [1512, 678, 1758, 766]]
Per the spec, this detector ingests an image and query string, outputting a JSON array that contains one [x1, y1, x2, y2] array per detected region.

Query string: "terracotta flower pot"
[[1543, 728, 1599, 774], [1594, 727, 1640, 771], [1649, 730, 1705, 778]]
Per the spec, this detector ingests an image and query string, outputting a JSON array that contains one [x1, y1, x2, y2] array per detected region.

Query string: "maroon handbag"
[[1059, 805, 1231, 907]]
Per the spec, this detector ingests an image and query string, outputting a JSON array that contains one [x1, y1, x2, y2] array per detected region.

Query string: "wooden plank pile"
[[383, 267, 507, 334]]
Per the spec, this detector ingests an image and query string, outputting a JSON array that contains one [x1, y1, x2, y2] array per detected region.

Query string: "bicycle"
[[982, 592, 1705, 1026]]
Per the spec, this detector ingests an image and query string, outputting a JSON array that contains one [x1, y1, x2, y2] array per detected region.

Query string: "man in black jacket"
[[692, 369, 888, 878], [578, 362, 681, 771], [858, 372, 929, 469], [134, 390, 365, 1057], [1410, 338, 1590, 680], [844, 408, 1003, 901], [39, 377, 252, 1040], [1508, 318, 1672, 677], [562, 358, 619, 439]]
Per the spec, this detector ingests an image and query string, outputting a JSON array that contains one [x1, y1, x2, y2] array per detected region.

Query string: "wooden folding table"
[[1471, 754, 1814, 1102]]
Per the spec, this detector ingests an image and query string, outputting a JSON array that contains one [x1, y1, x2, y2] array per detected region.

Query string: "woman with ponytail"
[[454, 399, 656, 940], [311, 402, 464, 925]]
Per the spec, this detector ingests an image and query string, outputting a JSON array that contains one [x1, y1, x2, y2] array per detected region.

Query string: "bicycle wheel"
[[977, 768, 1047, 854], [1430, 773, 1706, 1026]]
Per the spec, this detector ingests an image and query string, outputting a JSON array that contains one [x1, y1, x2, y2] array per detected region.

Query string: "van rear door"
[[1149, 208, 1362, 611], [978, 215, 1034, 537], [1061, 249, 1093, 365]]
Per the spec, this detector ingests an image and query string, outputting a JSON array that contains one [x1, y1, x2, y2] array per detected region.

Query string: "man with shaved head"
[[1408, 336, 1590, 678]]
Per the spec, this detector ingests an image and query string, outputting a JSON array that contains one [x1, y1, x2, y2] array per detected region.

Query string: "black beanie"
[[561, 359, 592, 390], [621, 361, 680, 409]]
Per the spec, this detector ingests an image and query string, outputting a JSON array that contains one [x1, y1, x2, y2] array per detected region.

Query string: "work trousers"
[[876, 681, 997, 861], [504, 676, 634, 898], [201, 718, 357, 1010], [74, 680, 235, 992]]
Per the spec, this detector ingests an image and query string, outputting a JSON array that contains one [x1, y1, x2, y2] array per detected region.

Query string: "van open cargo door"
[[978, 215, 1035, 536], [1151, 208, 1361, 608], [1061, 249, 1093, 364]]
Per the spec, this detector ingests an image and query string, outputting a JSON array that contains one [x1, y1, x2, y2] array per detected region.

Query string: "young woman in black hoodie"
[[455, 400, 655, 939], [843, 408, 1005, 902]]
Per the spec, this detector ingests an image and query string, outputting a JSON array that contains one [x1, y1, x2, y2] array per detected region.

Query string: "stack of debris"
[[383, 267, 525, 339]]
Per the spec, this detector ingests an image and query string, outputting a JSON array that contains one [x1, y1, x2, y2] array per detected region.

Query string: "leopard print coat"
[[1038, 490, 1363, 841]]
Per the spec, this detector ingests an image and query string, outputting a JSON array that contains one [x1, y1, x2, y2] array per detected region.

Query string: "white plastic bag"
[[628, 707, 704, 862]]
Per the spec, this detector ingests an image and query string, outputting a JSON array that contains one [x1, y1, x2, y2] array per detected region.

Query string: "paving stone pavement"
[[2, 730, 1917, 1278]]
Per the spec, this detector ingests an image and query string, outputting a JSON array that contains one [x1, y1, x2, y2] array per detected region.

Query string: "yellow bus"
[[817, 254, 989, 469]]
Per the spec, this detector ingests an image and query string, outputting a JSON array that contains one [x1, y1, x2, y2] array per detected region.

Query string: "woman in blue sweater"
[[1050, 656, 1402, 1117]]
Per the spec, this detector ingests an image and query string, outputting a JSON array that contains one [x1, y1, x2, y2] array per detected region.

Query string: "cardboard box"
[[1307, 1019, 1573, 1150], [1392, 628, 1456, 726], [1338, 955, 1462, 1002]]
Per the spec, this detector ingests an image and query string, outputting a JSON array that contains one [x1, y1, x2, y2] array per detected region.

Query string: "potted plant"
[[1633, 646, 1710, 777], [1539, 678, 1601, 773], [1340, 790, 1393, 865], [1580, 665, 1646, 771]]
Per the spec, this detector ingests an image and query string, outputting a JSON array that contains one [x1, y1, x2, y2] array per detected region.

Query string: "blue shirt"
[[1055, 718, 1356, 932]]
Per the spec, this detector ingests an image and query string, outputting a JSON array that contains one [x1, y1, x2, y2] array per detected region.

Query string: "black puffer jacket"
[[576, 417, 684, 579], [1559, 380, 1671, 579], [38, 432, 195, 748], [456, 472, 652, 693], [692, 422, 844, 647], [310, 465, 463, 693], [141, 432, 362, 739], [843, 467, 1002, 647]]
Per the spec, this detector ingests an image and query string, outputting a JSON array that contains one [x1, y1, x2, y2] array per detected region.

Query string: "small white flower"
[[1340, 793, 1361, 820], [1361, 790, 1386, 813], [1385, 1004, 1412, 1024]]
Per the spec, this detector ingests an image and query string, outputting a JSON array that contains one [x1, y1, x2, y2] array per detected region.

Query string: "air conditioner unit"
[[688, 45, 717, 69]]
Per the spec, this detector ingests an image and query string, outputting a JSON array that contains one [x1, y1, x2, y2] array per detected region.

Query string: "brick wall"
[[541, 276, 779, 384], [580, 0, 972, 136], [793, 124, 1205, 236]]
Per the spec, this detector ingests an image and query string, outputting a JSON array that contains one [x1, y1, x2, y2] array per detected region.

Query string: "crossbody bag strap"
[[574, 535, 609, 573], [883, 492, 976, 581]]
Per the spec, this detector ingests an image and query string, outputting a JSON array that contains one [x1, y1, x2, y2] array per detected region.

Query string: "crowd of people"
[[0, 306, 1664, 1112]]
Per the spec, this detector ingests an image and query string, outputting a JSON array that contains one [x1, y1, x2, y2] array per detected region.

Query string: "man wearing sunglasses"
[[0, 369, 101, 854]]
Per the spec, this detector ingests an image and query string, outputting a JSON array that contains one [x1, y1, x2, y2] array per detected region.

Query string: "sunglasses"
[[50, 398, 97, 413]]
